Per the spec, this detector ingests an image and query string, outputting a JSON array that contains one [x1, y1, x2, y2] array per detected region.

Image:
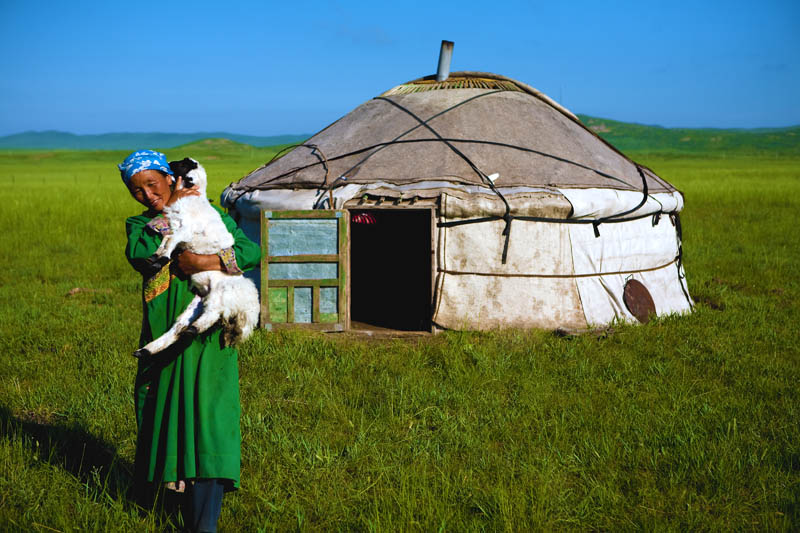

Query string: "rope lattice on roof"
[[230, 136, 636, 196], [336, 90, 503, 184], [373, 95, 515, 262], [372, 95, 653, 264], [227, 93, 666, 265]]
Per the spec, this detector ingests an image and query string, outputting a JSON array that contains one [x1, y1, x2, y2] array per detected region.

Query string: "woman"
[[119, 150, 260, 532]]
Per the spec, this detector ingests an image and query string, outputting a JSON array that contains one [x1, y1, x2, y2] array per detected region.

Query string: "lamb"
[[133, 158, 259, 358]]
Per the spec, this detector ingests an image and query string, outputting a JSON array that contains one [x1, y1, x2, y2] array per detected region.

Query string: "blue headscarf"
[[118, 149, 173, 186]]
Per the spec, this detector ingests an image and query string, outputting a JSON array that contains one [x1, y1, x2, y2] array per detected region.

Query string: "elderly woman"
[[119, 150, 260, 532]]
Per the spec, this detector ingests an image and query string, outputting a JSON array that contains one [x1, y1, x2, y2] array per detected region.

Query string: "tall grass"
[[0, 150, 798, 531]]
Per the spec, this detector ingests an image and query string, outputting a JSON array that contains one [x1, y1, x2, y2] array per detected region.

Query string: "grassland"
[[578, 115, 800, 156], [0, 144, 798, 531]]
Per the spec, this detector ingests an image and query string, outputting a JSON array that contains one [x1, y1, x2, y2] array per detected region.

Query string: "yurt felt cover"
[[227, 72, 676, 201], [223, 72, 693, 332]]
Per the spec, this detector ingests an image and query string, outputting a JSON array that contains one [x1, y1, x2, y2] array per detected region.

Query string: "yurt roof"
[[226, 71, 676, 203]]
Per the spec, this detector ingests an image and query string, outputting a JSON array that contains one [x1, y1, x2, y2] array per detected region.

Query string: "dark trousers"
[[184, 478, 225, 533]]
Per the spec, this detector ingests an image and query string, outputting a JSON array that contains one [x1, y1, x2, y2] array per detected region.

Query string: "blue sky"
[[0, 0, 798, 135]]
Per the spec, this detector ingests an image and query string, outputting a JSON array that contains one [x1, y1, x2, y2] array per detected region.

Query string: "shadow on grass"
[[0, 404, 134, 498], [0, 405, 184, 529]]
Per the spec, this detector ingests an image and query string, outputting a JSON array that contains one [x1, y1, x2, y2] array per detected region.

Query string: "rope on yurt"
[[240, 143, 335, 209], [226, 136, 642, 205], [309, 91, 506, 212], [437, 207, 660, 229], [337, 90, 504, 181], [265, 143, 307, 164], [672, 212, 695, 309], [227, 136, 663, 253], [372, 96, 656, 263], [438, 163, 652, 235], [308, 144, 333, 209], [225, 99, 668, 264], [438, 256, 679, 279], [231, 144, 659, 263], [374, 96, 518, 263]]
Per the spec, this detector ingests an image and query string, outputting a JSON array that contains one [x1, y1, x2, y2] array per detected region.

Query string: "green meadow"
[[0, 142, 798, 531]]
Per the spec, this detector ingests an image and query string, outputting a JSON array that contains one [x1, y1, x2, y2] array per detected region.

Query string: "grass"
[[0, 147, 798, 531]]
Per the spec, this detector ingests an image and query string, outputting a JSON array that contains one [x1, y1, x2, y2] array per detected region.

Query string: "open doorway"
[[349, 208, 432, 332]]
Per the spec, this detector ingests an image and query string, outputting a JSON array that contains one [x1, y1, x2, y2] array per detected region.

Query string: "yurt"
[[221, 65, 693, 333]]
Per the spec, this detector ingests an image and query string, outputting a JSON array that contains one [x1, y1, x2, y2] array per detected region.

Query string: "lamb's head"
[[168, 157, 207, 195]]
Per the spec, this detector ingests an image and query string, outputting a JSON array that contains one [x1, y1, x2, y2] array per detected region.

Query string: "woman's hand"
[[166, 175, 201, 207], [174, 251, 224, 276]]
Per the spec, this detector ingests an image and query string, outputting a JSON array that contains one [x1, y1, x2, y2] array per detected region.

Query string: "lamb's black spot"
[[168, 157, 198, 178]]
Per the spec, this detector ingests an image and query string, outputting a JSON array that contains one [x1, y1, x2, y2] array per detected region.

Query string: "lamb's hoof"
[[144, 255, 170, 274], [133, 348, 151, 359], [181, 326, 199, 340]]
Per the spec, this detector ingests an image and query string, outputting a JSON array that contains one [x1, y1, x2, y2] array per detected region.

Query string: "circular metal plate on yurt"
[[623, 279, 656, 323]]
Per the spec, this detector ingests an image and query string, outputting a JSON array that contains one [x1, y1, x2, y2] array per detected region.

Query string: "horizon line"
[[3, 117, 800, 138]]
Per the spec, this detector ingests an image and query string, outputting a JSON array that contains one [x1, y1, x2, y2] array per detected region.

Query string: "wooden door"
[[260, 210, 349, 331]]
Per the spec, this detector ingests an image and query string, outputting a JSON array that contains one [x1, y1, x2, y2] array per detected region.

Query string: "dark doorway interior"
[[349, 209, 432, 331]]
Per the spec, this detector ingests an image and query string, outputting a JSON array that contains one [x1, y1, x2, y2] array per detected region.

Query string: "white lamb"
[[133, 158, 259, 358]]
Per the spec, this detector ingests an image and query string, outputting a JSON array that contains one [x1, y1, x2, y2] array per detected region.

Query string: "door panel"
[[260, 210, 349, 331]]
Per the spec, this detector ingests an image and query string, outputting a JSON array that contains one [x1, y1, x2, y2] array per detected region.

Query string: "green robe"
[[125, 205, 260, 490]]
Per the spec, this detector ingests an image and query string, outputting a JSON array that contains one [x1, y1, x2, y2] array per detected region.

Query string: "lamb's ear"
[[168, 160, 184, 177], [168, 157, 198, 177], [181, 158, 198, 172]]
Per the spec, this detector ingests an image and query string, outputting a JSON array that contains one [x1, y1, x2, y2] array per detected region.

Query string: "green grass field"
[[0, 145, 798, 531]]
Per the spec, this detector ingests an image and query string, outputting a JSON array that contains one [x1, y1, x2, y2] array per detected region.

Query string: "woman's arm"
[[128, 212, 223, 276], [174, 251, 225, 275], [173, 207, 261, 275]]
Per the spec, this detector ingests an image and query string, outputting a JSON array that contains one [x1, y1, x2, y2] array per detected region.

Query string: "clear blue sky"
[[1, 0, 798, 136]]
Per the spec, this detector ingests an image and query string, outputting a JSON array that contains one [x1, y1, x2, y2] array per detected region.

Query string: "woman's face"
[[128, 170, 172, 212]]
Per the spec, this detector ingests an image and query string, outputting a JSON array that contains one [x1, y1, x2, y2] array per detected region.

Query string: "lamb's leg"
[[144, 228, 193, 275], [155, 232, 181, 258], [143, 234, 179, 274], [133, 294, 203, 358], [183, 295, 224, 337]]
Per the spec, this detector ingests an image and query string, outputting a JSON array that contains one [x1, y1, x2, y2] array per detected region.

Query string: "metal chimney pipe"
[[436, 40, 454, 82]]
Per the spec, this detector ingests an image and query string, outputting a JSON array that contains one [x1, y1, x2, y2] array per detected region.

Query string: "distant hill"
[[577, 115, 800, 155], [0, 130, 310, 150], [168, 138, 290, 159], [1, 118, 799, 154]]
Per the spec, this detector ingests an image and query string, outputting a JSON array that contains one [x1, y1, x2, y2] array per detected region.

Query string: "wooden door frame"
[[260, 209, 349, 331]]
